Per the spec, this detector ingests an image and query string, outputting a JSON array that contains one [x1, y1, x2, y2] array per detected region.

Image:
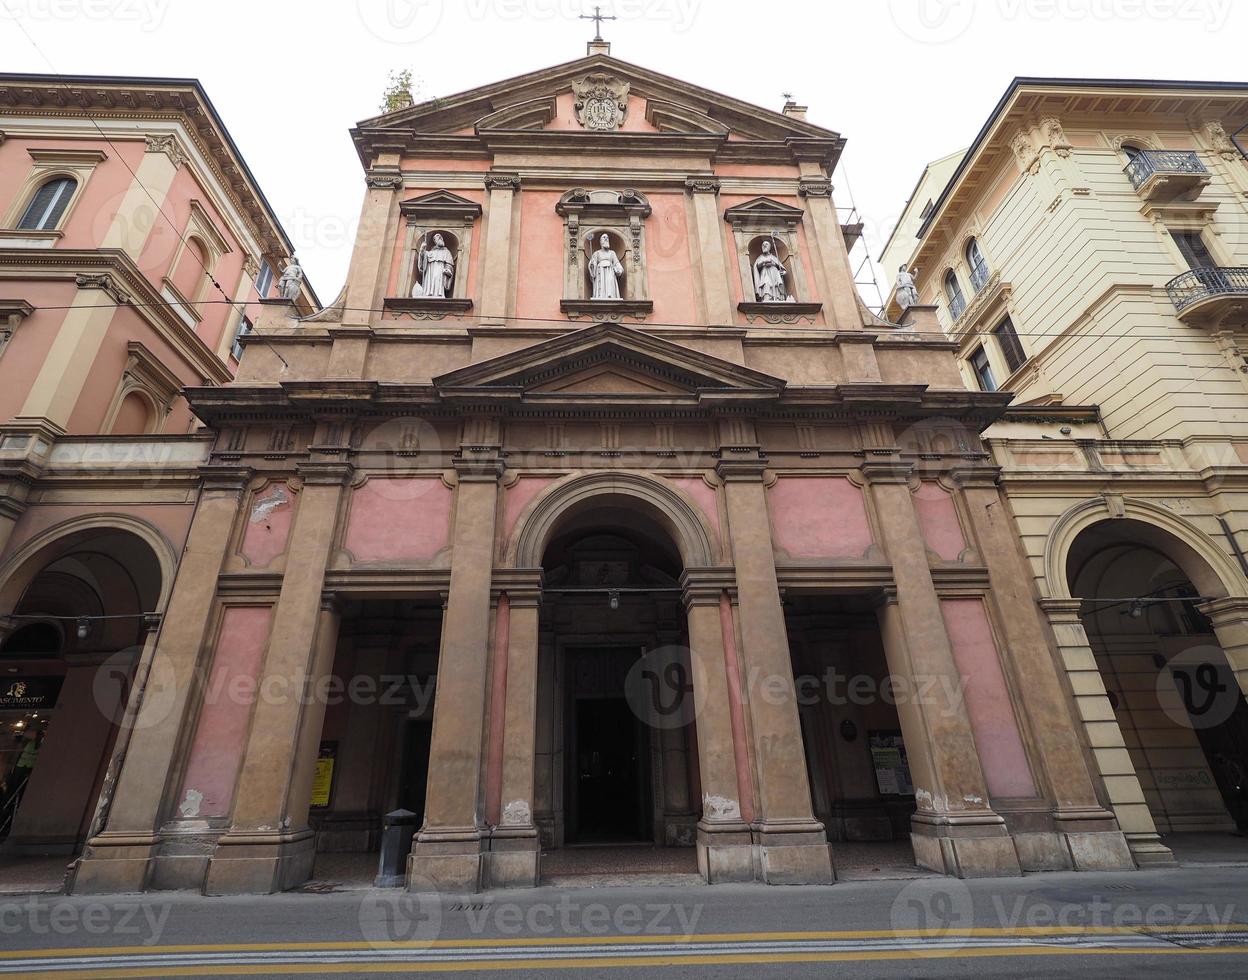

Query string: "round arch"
[[1043, 497, 1248, 601], [0, 513, 178, 615], [509, 471, 719, 571]]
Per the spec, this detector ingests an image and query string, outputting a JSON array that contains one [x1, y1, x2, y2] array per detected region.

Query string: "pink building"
[[0, 73, 312, 862]]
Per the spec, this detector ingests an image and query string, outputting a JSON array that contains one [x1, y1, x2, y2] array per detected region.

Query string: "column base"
[[70, 835, 158, 894], [1125, 832, 1179, 868], [696, 820, 755, 883], [1051, 809, 1137, 871], [409, 828, 487, 893], [486, 826, 541, 888], [911, 812, 1022, 878], [203, 830, 315, 895], [754, 819, 834, 885]]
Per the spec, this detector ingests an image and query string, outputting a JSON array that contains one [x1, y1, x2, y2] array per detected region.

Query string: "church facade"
[[73, 50, 1139, 895]]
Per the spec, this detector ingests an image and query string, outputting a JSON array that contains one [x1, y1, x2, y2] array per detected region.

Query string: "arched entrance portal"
[[0, 525, 166, 866], [1068, 518, 1248, 838], [536, 502, 701, 869]]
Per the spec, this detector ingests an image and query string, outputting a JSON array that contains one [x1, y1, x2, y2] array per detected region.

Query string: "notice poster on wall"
[[310, 741, 337, 809], [869, 731, 914, 797]]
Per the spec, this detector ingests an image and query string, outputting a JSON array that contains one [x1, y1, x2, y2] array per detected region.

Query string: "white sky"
[[2, 0, 1245, 306]]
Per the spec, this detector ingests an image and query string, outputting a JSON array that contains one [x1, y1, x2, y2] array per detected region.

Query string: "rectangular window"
[[255, 262, 274, 298], [993, 317, 1027, 374], [969, 345, 997, 392], [231, 316, 252, 361], [1172, 231, 1216, 270]]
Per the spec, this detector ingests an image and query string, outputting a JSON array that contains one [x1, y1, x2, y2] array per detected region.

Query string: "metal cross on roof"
[[579, 5, 618, 42]]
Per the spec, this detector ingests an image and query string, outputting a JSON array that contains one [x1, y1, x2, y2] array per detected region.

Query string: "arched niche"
[[745, 234, 797, 302], [556, 189, 653, 318], [396, 190, 481, 303]]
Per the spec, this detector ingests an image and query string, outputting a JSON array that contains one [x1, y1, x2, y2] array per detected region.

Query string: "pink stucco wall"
[[343, 477, 453, 563], [647, 192, 698, 324], [177, 604, 273, 819], [239, 482, 295, 568], [515, 189, 566, 321], [940, 598, 1037, 800], [0, 137, 143, 250], [503, 475, 556, 541], [666, 476, 721, 542], [912, 481, 968, 562], [0, 503, 194, 569], [765, 475, 873, 560]]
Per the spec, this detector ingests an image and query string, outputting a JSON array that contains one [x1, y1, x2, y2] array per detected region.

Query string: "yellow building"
[[889, 78, 1248, 864]]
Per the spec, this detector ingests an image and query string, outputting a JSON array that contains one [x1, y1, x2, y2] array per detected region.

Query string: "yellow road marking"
[[4, 923, 1245, 960], [16, 944, 1248, 979]]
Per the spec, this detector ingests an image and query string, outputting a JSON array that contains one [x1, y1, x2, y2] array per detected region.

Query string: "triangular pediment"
[[354, 54, 839, 146], [433, 323, 785, 405], [723, 197, 807, 226]]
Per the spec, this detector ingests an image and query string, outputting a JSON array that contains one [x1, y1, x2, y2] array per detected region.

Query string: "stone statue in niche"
[[895, 264, 920, 309], [588, 233, 623, 300], [415, 232, 455, 298], [277, 255, 303, 301], [753, 239, 790, 302]]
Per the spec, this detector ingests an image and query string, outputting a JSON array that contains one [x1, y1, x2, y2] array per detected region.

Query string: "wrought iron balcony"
[[1167, 267, 1248, 323], [1124, 150, 1210, 201]]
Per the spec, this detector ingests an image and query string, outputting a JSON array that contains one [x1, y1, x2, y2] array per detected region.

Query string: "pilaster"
[[409, 452, 504, 892], [73, 465, 253, 894], [203, 461, 351, 894], [862, 460, 1021, 878], [715, 456, 833, 885]]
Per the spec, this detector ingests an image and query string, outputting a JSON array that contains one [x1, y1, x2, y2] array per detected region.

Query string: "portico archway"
[[1066, 518, 1248, 837], [0, 519, 170, 867]]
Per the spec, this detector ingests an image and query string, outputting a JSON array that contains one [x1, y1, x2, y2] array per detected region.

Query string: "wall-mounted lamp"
[[608, 590, 620, 610], [76, 617, 90, 640]]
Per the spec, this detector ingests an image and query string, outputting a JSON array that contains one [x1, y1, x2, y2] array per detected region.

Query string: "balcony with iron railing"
[[1166, 266, 1248, 324], [1124, 149, 1211, 202]]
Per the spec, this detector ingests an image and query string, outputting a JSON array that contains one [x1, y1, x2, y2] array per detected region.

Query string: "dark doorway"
[[565, 647, 651, 843], [398, 719, 432, 825]]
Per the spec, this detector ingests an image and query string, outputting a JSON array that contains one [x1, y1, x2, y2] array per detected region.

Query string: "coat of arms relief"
[[571, 73, 630, 131]]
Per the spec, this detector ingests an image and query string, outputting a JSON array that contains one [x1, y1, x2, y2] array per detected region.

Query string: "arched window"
[[17, 176, 77, 231], [944, 269, 966, 320], [966, 238, 990, 292], [1121, 144, 1143, 162]]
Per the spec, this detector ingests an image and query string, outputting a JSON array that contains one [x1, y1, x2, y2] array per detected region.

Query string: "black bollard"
[[374, 808, 419, 887]]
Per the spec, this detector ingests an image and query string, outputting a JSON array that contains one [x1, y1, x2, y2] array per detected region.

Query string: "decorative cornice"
[[364, 170, 404, 190], [144, 133, 186, 169], [484, 172, 521, 191], [684, 176, 721, 195], [75, 272, 131, 305], [738, 301, 822, 325], [797, 177, 833, 198]]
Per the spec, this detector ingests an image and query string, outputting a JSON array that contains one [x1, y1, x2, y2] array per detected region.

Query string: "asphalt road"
[[2, 865, 1248, 977]]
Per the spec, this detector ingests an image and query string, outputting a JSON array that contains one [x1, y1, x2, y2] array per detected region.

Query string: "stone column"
[[73, 464, 252, 894], [1199, 597, 1248, 699], [863, 461, 1021, 878], [797, 176, 863, 331], [204, 460, 351, 895], [716, 457, 833, 885], [681, 573, 755, 882], [409, 452, 502, 891], [955, 470, 1135, 871], [1038, 599, 1175, 867], [479, 173, 520, 325], [684, 178, 735, 326], [487, 570, 543, 888]]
